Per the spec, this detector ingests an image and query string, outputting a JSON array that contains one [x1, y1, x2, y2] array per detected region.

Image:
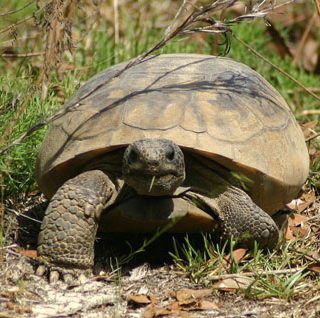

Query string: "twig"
[[301, 109, 320, 116], [1, 51, 45, 57], [208, 267, 305, 281], [0, 76, 43, 149], [0, 0, 314, 157], [305, 132, 320, 142], [0, 1, 35, 17], [292, 12, 316, 65], [5, 207, 42, 224], [234, 35, 320, 102], [0, 313, 19, 318], [303, 294, 320, 307], [113, 0, 119, 63], [0, 15, 36, 35], [1, 244, 18, 250], [314, 0, 320, 16]]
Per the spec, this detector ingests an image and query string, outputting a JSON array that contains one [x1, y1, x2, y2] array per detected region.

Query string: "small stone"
[[49, 271, 60, 284]]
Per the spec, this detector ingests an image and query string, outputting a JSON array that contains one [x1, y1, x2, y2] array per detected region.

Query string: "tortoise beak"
[[122, 138, 185, 196]]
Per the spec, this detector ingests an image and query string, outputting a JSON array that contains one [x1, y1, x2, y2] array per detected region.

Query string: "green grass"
[[0, 1, 319, 297], [0, 2, 319, 197], [170, 233, 316, 300], [0, 4, 318, 312]]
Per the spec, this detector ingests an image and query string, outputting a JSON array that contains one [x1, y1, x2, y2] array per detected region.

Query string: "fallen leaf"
[[286, 213, 311, 240], [228, 248, 248, 263], [301, 37, 319, 72], [18, 249, 38, 259], [127, 294, 151, 305], [175, 288, 212, 303], [198, 299, 219, 310], [142, 288, 218, 317], [308, 263, 320, 273], [301, 121, 318, 139], [286, 190, 316, 213], [285, 226, 294, 241], [212, 276, 254, 291], [142, 302, 182, 318], [129, 263, 150, 281]]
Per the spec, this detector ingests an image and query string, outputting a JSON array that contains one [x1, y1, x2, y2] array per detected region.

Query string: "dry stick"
[[314, 0, 320, 16], [0, 40, 165, 157], [0, 2, 72, 149], [1, 51, 45, 57], [305, 132, 320, 142], [0, 1, 35, 17], [113, 0, 119, 64], [0, 0, 315, 156], [303, 294, 320, 307], [41, 0, 68, 100], [0, 77, 43, 149], [301, 109, 320, 116], [292, 12, 316, 65], [0, 15, 35, 35], [0, 313, 18, 318], [234, 35, 320, 103], [208, 267, 305, 281], [6, 207, 42, 224]]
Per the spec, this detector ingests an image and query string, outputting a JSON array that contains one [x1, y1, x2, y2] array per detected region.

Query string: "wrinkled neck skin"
[[83, 139, 244, 199], [122, 138, 186, 196]]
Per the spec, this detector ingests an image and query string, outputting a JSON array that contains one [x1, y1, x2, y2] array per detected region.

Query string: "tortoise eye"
[[128, 148, 138, 163], [166, 146, 175, 161]]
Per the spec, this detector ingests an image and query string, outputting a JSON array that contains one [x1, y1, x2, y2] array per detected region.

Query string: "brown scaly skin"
[[37, 170, 116, 283], [216, 186, 279, 249], [37, 138, 279, 283]]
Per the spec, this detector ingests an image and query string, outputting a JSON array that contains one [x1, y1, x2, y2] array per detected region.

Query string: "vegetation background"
[[0, 0, 319, 317]]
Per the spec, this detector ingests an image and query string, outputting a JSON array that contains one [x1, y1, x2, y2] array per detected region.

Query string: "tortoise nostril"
[[148, 160, 160, 168], [128, 148, 138, 164], [166, 146, 175, 161]]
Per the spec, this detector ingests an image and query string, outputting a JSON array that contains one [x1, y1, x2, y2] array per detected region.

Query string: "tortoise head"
[[122, 138, 185, 196]]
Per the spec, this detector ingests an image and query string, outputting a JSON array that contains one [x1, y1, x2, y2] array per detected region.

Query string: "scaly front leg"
[[217, 186, 279, 249], [37, 170, 116, 283]]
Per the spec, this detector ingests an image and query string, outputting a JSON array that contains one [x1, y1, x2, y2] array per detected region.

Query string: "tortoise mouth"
[[124, 171, 185, 196]]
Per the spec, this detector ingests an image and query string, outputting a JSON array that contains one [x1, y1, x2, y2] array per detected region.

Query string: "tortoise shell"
[[36, 54, 309, 214]]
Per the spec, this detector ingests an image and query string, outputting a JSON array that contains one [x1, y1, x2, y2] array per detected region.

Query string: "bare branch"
[[208, 267, 306, 281], [0, 0, 316, 157], [0, 1, 35, 17], [234, 34, 320, 102]]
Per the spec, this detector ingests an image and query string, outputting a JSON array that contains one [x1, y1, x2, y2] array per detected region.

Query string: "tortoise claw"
[[63, 273, 74, 285], [49, 270, 60, 284], [36, 265, 46, 277], [79, 274, 88, 284]]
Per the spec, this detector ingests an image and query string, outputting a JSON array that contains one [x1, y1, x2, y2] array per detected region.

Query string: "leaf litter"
[[1, 1, 320, 317]]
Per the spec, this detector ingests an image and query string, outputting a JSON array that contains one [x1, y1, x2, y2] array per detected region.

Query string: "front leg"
[[216, 186, 279, 249], [37, 170, 116, 283]]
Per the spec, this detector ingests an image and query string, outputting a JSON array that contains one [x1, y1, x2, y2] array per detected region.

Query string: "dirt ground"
[[1, 194, 319, 318]]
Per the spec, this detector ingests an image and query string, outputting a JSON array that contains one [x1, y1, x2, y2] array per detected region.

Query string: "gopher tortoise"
[[36, 54, 309, 282]]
